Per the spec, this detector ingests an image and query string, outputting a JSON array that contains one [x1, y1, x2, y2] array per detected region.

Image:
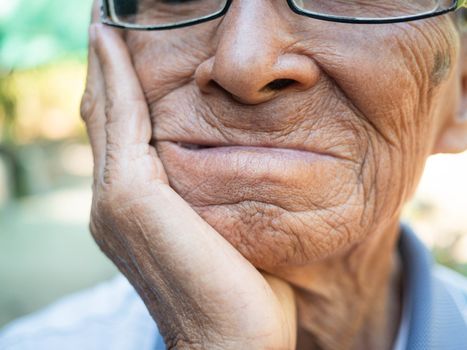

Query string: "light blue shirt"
[[1, 225, 466, 350]]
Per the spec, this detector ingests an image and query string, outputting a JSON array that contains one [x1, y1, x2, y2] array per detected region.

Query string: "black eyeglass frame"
[[100, 0, 467, 29]]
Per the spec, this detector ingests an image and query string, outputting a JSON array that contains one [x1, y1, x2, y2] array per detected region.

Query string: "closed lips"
[[176, 142, 215, 150]]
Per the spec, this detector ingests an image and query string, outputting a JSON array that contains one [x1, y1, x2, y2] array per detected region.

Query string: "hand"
[[80, 16, 297, 350]]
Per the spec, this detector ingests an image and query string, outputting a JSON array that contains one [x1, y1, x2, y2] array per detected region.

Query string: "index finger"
[[92, 23, 152, 149], [80, 1, 109, 180]]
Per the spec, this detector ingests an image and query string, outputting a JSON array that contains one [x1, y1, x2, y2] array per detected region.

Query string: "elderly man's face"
[[123, 1, 460, 269]]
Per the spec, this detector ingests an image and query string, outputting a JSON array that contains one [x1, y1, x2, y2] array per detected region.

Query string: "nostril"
[[207, 80, 223, 91], [263, 79, 296, 92]]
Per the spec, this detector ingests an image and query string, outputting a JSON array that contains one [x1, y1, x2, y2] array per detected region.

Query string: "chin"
[[189, 199, 368, 270]]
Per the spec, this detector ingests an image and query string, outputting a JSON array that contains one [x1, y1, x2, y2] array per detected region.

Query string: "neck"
[[274, 221, 403, 350]]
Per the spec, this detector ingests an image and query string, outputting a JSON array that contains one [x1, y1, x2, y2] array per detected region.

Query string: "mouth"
[[161, 140, 336, 167], [176, 142, 216, 150], [156, 140, 345, 213], [174, 141, 324, 155], [170, 139, 354, 165]]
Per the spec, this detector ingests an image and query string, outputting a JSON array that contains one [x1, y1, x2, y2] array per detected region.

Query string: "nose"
[[195, 1, 320, 105]]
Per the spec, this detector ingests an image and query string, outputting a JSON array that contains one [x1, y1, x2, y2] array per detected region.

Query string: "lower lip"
[[158, 141, 333, 178]]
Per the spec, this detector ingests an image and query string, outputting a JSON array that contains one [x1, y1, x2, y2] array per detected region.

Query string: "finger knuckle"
[[88, 219, 107, 248], [80, 88, 99, 123], [165, 335, 203, 350], [94, 182, 135, 217], [104, 98, 115, 120]]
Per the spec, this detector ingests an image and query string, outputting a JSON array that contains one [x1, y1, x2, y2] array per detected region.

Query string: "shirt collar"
[[393, 223, 467, 350]]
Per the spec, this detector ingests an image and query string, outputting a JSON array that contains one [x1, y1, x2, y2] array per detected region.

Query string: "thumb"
[[262, 273, 297, 349]]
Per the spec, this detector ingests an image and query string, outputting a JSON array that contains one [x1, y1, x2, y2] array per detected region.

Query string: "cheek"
[[125, 28, 214, 103], [309, 19, 456, 143], [305, 18, 459, 214]]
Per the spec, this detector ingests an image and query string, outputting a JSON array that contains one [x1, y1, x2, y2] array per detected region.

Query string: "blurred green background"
[[1, 0, 467, 329], [0, 0, 117, 328]]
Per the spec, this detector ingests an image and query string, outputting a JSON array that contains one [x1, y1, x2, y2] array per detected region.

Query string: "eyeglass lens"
[[107, 0, 456, 26], [109, 0, 228, 26]]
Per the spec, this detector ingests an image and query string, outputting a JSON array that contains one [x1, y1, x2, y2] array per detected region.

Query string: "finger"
[[80, 1, 108, 181], [93, 23, 152, 149], [81, 43, 106, 181], [80, 1, 109, 180], [91, 0, 100, 24], [262, 273, 297, 349]]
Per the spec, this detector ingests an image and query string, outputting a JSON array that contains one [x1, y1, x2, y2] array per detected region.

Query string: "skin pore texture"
[[129, 4, 457, 347], [82, 1, 467, 349], [128, 3, 459, 268]]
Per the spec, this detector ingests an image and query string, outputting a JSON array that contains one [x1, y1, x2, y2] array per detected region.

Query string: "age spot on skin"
[[431, 50, 452, 87]]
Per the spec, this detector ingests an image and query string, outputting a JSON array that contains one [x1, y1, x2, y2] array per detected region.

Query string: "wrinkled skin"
[[81, 1, 467, 349], [128, 3, 461, 267]]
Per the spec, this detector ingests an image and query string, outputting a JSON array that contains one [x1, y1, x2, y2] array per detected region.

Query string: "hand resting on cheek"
[[80, 23, 297, 350]]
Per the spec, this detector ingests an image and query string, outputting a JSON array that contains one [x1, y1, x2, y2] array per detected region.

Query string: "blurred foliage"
[[0, 72, 16, 143], [0, 0, 91, 197], [4, 62, 87, 144], [434, 244, 467, 277], [0, 71, 26, 197], [0, 0, 93, 69], [0, 1, 116, 328], [0, 0, 102, 306], [0, 60, 88, 197]]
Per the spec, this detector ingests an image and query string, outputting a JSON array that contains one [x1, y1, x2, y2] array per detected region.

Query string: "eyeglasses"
[[101, 0, 467, 30]]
